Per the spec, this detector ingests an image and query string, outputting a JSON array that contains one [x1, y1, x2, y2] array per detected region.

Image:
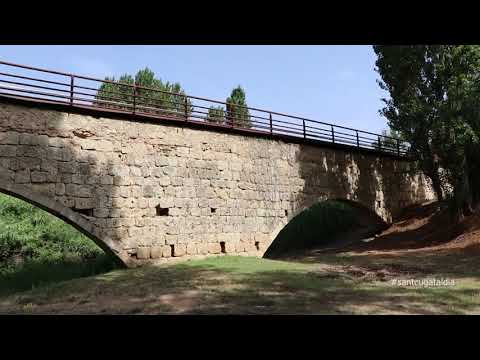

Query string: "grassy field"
[[1, 250, 480, 315], [0, 193, 117, 295]]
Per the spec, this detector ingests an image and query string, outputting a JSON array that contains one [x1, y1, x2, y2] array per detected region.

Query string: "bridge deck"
[[0, 60, 410, 159], [0, 94, 409, 160]]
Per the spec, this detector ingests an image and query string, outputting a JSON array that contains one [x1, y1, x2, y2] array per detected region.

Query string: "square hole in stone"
[[170, 244, 174, 257], [285, 209, 288, 216], [156, 206, 169, 216], [220, 241, 226, 253], [255, 241, 260, 251], [211, 207, 217, 214], [73, 208, 93, 217]]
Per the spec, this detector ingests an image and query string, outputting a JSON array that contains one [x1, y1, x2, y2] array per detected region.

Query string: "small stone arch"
[[264, 198, 389, 258], [0, 179, 129, 268]]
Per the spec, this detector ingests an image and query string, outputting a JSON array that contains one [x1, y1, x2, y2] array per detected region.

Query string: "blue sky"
[[0, 45, 389, 134]]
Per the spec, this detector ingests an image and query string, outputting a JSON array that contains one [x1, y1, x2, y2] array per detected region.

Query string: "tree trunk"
[[423, 158, 444, 202], [454, 156, 475, 222], [430, 170, 444, 202]]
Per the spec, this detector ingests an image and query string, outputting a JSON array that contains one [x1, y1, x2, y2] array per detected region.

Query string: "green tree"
[[95, 67, 192, 118], [206, 105, 225, 124], [226, 86, 251, 128], [374, 45, 480, 218]]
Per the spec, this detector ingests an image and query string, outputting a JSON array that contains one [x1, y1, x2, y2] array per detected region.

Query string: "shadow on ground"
[[0, 254, 117, 296], [2, 254, 480, 315]]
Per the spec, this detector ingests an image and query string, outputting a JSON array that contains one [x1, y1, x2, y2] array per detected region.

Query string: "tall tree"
[[226, 86, 251, 128], [95, 67, 192, 118], [374, 45, 480, 218]]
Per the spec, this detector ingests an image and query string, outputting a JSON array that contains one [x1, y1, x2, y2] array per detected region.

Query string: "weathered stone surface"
[[14, 169, 30, 183], [0, 145, 16, 157], [161, 245, 172, 258], [137, 247, 151, 259], [173, 244, 186, 257], [31, 171, 47, 183], [186, 243, 198, 255], [150, 246, 162, 259], [0, 132, 19, 145], [0, 101, 435, 268], [235, 242, 246, 253], [197, 243, 208, 255], [208, 242, 222, 254], [74, 197, 95, 210], [224, 242, 237, 254]]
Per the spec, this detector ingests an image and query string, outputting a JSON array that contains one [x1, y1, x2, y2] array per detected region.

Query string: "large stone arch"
[[0, 179, 129, 267]]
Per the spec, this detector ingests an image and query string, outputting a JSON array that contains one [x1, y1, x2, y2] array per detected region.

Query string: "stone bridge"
[[0, 99, 435, 267]]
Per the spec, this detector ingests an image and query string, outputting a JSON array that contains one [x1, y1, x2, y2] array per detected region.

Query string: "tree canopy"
[[95, 67, 192, 118], [374, 45, 480, 218], [226, 86, 251, 128], [206, 105, 226, 124], [204, 86, 251, 127]]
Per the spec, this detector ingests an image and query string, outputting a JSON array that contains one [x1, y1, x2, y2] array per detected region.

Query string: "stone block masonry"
[[0, 101, 435, 267]]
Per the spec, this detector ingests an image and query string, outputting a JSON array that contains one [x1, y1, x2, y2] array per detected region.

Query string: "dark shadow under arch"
[[0, 179, 127, 268], [330, 198, 389, 230], [264, 198, 389, 259]]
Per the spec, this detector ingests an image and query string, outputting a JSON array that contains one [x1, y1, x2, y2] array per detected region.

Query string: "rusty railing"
[[0, 60, 409, 156]]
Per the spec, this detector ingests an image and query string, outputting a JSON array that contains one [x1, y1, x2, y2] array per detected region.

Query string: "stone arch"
[[264, 197, 389, 258], [0, 179, 128, 268], [329, 198, 389, 230]]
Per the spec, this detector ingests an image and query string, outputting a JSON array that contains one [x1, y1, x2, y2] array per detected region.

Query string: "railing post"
[[378, 136, 382, 151], [356, 131, 359, 147], [132, 83, 136, 114], [269, 113, 273, 135], [331, 125, 335, 143], [397, 139, 400, 156], [184, 96, 188, 121], [70, 75, 74, 106]]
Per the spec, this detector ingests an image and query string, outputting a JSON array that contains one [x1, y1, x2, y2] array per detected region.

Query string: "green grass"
[[183, 255, 312, 274], [2, 254, 480, 314], [0, 193, 117, 295]]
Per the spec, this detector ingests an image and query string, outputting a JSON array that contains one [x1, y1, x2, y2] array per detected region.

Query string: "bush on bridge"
[[206, 105, 226, 124], [95, 67, 193, 119]]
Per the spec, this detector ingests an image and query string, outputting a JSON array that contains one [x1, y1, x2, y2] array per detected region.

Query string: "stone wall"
[[0, 101, 435, 266]]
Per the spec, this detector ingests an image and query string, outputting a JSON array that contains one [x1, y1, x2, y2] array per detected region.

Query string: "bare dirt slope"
[[346, 201, 480, 254]]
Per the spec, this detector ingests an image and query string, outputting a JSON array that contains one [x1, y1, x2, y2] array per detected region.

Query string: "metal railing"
[[0, 60, 409, 156]]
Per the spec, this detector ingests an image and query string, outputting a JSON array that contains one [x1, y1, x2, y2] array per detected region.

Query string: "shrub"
[[0, 193, 117, 294]]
